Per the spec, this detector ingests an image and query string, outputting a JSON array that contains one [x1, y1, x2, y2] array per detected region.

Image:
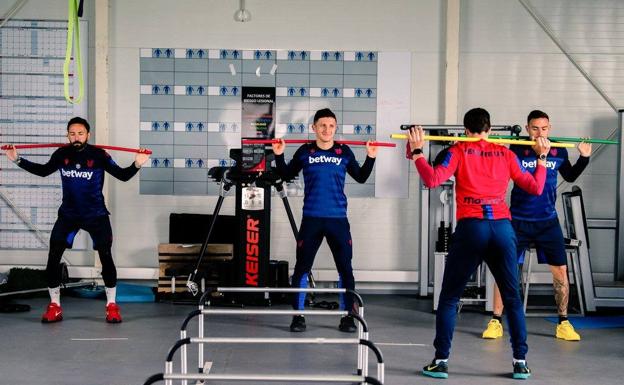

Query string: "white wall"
[[2, 0, 622, 284], [459, 0, 624, 277], [107, 0, 444, 283]]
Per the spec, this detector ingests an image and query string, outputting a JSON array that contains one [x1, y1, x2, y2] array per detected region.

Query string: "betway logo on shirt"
[[61, 168, 94, 180], [522, 159, 557, 170], [308, 155, 342, 165]]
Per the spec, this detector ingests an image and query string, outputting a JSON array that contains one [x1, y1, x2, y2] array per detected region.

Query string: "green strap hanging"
[[63, 0, 84, 104]]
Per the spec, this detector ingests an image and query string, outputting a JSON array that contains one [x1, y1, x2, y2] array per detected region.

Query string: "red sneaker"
[[41, 302, 63, 323], [105, 303, 122, 323]]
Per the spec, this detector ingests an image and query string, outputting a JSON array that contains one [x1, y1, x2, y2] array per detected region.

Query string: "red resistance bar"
[[242, 139, 396, 147], [1, 143, 152, 155]]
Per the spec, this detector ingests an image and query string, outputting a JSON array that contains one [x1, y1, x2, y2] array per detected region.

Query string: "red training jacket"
[[414, 140, 546, 220]]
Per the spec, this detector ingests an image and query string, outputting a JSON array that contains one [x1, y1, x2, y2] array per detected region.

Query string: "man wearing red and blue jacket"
[[409, 108, 550, 380]]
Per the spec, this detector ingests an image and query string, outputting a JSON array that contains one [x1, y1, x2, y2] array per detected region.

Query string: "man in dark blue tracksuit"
[[272, 108, 377, 333], [482, 110, 591, 342], [5, 117, 149, 323]]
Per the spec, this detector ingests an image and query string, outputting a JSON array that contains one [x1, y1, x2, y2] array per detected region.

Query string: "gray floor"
[[1, 294, 623, 385]]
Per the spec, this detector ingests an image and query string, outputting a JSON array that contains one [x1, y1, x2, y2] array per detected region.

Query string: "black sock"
[[558, 315, 568, 324], [493, 314, 502, 322]]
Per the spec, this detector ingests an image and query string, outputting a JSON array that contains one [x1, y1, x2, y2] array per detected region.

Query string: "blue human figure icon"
[[164, 49, 172, 58], [220, 50, 228, 59], [152, 122, 160, 131], [232, 50, 240, 59], [365, 88, 374, 98], [300, 51, 307, 60], [186, 49, 193, 58], [355, 125, 362, 134], [288, 51, 296, 60], [186, 86, 194, 95], [220, 86, 228, 96], [366, 125, 372, 134], [321, 88, 329, 97], [264, 50, 272, 59], [163, 121, 170, 131], [288, 124, 294, 133], [231, 87, 239, 96], [197, 122, 204, 131], [299, 124, 305, 133], [334, 51, 341, 60], [163, 85, 170, 94], [288, 87, 296, 96], [219, 159, 227, 167], [332, 88, 340, 97], [356, 52, 363, 61], [197, 86, 205, 95], [196, 159, 204, 168], [254, 50, 261, 60], [152, 85, 160, 94], [151, 158, 160, 167], [219, 122, 226, 132], [355, 88, 362, 97], [153, 48, 162, 58], [163, 158, 171, 167], [368, 52, 375, 61], [186, 122, 193, 131], [186, 158, 194, 168], [299, 88, 306, 96], [197, 50, 205, 58], [322, 51, 329, 61]]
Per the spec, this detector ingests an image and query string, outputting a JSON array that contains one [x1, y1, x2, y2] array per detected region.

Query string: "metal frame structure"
[[521, 246, 585, 317], [617, 110, 624, 280], [563, 187, 624, 311], [144, 287, 384, 385]]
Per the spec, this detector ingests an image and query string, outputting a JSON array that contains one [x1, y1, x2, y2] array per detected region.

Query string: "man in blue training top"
[[4, 117, 149, 324], [272, 108, 377, 333], [482, 110, 591, 341]]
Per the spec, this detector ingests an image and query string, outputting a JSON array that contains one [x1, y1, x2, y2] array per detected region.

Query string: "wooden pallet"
[[157, 243, 233, 294]]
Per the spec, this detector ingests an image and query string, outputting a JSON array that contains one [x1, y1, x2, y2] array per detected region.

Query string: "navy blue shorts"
[[50, 215, 113, 250], [512, 217, 567, 266]]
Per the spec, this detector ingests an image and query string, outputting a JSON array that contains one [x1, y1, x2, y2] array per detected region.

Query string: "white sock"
[[435, 359, 448, 364], [513, 358, 526, 365], [105, 286, 116, 305], [48, 287, 61, 305]]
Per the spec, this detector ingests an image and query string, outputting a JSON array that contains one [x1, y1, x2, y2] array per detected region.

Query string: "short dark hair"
[[463, 107, 490, 134], [313, 108, 337, 123], [527, 110, 549, 124], [67, 116, 90, 132]]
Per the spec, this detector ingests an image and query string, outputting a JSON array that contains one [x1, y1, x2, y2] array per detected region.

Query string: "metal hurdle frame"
[[144, 335, 384, 385], [150, 286, 378, 385]]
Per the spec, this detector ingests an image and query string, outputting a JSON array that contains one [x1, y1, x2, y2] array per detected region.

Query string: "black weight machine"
[[184, 147, 323, 306]]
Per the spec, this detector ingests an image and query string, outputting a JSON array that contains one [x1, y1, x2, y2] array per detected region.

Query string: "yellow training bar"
[[390, 134, 575, 148]]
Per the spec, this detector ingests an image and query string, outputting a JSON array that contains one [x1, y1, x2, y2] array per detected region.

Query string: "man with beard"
[[4, 117, 149, 323]]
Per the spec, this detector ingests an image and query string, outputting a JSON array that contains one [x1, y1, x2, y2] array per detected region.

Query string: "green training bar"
[[489, 135, 618, 145]]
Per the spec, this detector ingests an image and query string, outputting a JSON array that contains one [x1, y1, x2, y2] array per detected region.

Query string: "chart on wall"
[[139, 48, 379, 197], [0, 19, 88, 250]]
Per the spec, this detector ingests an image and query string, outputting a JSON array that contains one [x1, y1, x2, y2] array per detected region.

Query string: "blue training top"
[[18, 144, 140, 219], [509, 144, 589, 221], [275, 143, 375, 218]]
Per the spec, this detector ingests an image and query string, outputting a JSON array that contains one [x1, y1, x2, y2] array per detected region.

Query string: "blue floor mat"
[[115, 283, 155, 303], [545, 316, 624, 329]]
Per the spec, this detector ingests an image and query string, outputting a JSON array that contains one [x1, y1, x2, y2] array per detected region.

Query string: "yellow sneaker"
[[482, 319, 503, 339], [556, 320, 581, 341]]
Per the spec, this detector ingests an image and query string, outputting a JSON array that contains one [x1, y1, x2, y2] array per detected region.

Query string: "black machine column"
[[232, 87, 276, 302]]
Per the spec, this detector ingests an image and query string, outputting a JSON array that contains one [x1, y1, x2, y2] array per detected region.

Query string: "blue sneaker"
[[513, 361, 531, 380], [422, 359, 448, 379]]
